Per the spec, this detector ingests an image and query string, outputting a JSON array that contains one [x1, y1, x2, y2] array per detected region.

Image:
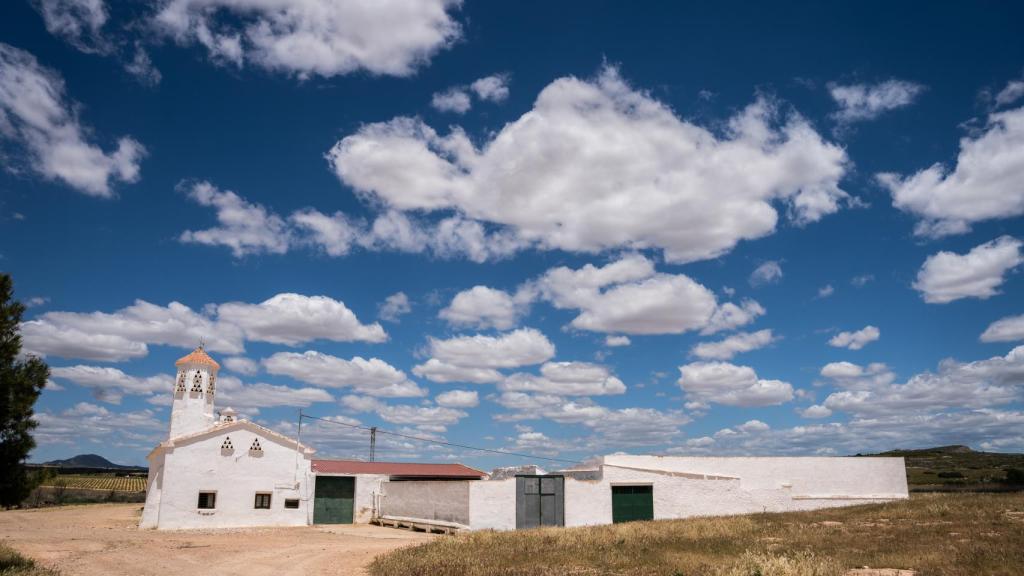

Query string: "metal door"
[[313, 476, 354, 524], [611, 485, 653, 523], [516, 475, 564, 529]]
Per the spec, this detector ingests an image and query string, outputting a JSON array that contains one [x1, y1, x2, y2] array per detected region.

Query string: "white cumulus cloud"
[[378, 292, 411, 323], [434, 389, 478, 408], [470, 74, 509, 102], [327, 66, 850, 264], [152, 0, 462, 78], [411, 358, 503, 384], [498, 361, 626, 396], [0, 43, 145, 197], [262, 351, 424, 398], [179, 181, 292, 257], [32, 0, 109, 53], [529, 255, 764, 336], [223, 356, 259, 375], [800, 405, 833, 419], [51, 365, 170, 404], [820, 348, 1024, 418], [431, 88, 471, 113], [217, 293, 386, 345], [678, 361, 794, 407], [913, 236, 1022, 304], [691, 329, 775, 360], [995, 80, 1024, 108], [604, 335, 631, 347], [829, 79, 924, 123], [749, 261, 783, 286], [877, 105, 1024, 237], [439, 285, 527, 330], [19, 293, 382, 362], [828, 325, 880, 350], [981, 314, 1024, 343], [425, 327, 555, 369], [21, 299, 244, 361]]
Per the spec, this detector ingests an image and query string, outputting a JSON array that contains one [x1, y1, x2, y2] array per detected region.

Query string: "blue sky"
[[2, 0, 1023, 467]]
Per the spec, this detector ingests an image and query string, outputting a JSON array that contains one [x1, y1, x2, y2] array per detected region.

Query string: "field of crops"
[[42, 475, 147, 492]]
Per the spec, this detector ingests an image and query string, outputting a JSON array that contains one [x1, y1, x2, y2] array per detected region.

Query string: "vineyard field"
[[43, 475, 147, 492]]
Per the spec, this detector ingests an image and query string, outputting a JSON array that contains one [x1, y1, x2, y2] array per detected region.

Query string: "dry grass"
[[0, 543, 58, 576], [369, 493, 1024, 576]]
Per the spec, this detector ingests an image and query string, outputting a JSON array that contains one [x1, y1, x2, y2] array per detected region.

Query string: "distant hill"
[[861, 445, 1024, 491], [40, 454, 140, 470], [873, 445, 977, 457]]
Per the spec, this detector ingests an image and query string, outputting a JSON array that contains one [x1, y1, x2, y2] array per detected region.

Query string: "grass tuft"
[[0, 543, 58, 576]]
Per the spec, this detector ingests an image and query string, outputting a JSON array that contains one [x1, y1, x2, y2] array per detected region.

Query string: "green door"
[[313, 476, 354, 524], [611, 485, 653, 523]]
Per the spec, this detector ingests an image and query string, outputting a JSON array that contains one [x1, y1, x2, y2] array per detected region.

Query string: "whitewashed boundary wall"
[[380, 481, 472, 526]]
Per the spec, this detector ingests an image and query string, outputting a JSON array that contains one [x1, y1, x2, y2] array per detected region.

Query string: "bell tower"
[[169, 345, 219, 438]]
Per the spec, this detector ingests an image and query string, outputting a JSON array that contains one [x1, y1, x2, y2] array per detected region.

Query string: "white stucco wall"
[[139, 452, 165, 529], [145, 427, 313, 530], [601, 455, 908, 497], [456, 456, 907, 531], [468, 478, 516, 530]]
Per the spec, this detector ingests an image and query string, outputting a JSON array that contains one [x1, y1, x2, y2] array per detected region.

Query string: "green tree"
[[0, 274, 49, 508]]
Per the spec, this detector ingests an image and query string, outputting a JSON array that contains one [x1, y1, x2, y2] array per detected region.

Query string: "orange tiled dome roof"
[[174, 347, 220, 370]]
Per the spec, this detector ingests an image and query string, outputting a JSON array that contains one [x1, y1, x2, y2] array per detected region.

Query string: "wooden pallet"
[[372, 517, 463, 534]]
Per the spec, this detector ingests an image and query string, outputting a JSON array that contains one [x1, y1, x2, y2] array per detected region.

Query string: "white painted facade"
[[140, 348, 316, 530], [380, 454, 909, 531]]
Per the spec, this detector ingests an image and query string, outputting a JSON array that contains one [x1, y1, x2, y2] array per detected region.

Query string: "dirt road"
[[0, 504, 434, 576]]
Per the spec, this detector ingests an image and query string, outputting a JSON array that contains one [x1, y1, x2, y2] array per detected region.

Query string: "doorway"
[[515, 475, 564, 529], [313, 476, 354, 524], [611, 484, 653, 523]]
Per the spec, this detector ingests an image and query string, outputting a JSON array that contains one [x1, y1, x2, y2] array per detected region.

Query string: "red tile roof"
[[312, 459, 486, 478], [175, 347, 221, 370]]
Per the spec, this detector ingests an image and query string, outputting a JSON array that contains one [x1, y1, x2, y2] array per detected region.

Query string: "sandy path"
[[0, 504, 435, 576]]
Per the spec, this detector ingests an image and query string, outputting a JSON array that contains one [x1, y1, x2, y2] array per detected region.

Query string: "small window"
[[175, 373, 186, 392], [284, 499, 300, 509], [221, 437, 233, 451], [197, 492, 216, 509], [250, 438, 262, 452], [207, 375, 216, 396], [191, 372, 203, 392], [254, 493, 271, 509]]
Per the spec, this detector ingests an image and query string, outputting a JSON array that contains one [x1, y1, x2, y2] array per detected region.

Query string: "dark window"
[[197, 492, 216, 509], [254, 493, 272, 509], [284, 499, 300, 509]]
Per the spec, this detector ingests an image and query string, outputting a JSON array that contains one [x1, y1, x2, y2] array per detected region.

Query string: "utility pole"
[[369, 427, 377, 462], [293, 409, 303, 483]]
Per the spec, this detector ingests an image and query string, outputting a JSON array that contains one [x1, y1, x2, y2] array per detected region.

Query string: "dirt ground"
[[0, 503, 435, 576]]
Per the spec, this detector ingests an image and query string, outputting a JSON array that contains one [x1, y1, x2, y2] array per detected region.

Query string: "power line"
[[300, 412, 582, 465]]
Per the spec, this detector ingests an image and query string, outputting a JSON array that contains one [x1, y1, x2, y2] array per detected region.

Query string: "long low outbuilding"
[[376, 454, 909, 530]]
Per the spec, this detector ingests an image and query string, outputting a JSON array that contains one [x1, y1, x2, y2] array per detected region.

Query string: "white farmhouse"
[[140, 347, 483, 530], [141, 347, 908, 531], [140, 347, 316, 529]]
